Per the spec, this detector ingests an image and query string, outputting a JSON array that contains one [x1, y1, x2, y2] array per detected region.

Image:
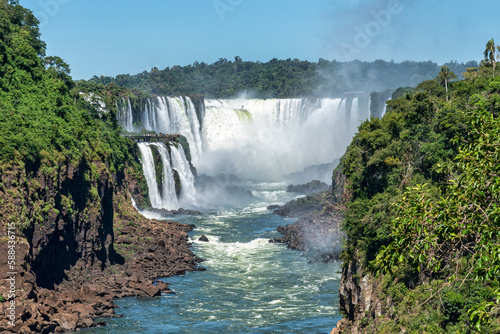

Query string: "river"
[[83, 181, 342, 333]]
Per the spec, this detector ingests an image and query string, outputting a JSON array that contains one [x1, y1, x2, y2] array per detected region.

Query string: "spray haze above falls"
[[118, 94, 371, 203]]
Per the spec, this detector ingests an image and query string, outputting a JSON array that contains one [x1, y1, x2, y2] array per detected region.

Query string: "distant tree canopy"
[[81, 57, 478, 99]]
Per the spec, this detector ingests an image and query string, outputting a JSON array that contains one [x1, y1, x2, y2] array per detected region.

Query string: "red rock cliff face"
[[0, 160, 198, 333]]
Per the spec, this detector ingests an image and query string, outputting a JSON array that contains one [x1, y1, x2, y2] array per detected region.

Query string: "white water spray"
[[141, 97, 203, 163], [170, 144, 197, 207]]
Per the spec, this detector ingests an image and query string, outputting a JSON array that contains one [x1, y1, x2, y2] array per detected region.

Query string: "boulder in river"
[[198, 235, 209, 242]]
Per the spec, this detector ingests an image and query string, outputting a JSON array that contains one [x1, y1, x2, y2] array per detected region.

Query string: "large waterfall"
[[118, 95, 370, 181]]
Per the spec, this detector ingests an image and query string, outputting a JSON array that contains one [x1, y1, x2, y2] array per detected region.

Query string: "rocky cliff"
[[0, 157, 199, 333], [331, 255, 394, 334], [328, 167, 392, 333]]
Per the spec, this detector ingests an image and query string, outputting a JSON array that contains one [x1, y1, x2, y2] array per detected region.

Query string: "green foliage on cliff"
[[0, 1, 149, 207], [82, 57, 477, 99], [0, 1, 129, 171], [337, 56, 500, 332]]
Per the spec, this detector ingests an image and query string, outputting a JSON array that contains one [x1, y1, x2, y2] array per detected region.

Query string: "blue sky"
[[20, 0, 500, 80]]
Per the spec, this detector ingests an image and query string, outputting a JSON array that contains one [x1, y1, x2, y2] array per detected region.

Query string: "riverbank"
[[0, 208, 200, 333]]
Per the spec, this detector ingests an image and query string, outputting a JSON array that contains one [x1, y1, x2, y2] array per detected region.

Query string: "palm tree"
[[438, 65, 457, 101], [484, 38, 497, 77]]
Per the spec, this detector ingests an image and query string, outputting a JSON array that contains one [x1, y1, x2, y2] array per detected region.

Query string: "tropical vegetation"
[[336, 41, 500, 332]]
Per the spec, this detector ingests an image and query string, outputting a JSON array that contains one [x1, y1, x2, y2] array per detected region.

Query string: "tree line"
[[81, 57, 478, 99]]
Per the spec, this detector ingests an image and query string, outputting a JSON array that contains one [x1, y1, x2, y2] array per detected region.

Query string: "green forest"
[[0, 0, 139, 173], [83, 57, 477, 99], [335, 51, 500, 332]]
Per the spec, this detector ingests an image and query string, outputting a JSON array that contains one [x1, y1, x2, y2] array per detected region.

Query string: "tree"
[[44, 55, 70, 75], [437, 65, 457, 101], [484, 38, 497, 77], [233, 56, 242, 74]]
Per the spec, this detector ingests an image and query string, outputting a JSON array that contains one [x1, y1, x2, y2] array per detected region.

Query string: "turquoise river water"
[[83, 182, 342, 333]]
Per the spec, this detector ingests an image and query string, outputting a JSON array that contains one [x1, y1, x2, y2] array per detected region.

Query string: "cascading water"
[[350, 97, 359, 126], [137, 143, 164, 208], [200, 97, 368, 180], [140, 96, 203, 163], [137, 142, 197, 210], [381, 98, 391, 117], [117, 97, 134, 133], [170, 144, 197, 207], [118, 96, 371, 180]]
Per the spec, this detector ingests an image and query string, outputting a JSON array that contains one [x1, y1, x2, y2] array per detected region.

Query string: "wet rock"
[[147, 208, 175, 217], [176, 208, 202, 215], [271, 191, 344, 262], [198, 235, 209, 242], [194, 256, 205, 263], [267, 204, 282, 210], [154, 281, 171, 292]]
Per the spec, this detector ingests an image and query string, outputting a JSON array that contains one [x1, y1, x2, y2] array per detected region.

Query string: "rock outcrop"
[[328, 167, 394, 333], [271, 191, 343, 262], [0, 161, 200, 333], [286, 179, 330, 195], [331, 254, 395, 334]]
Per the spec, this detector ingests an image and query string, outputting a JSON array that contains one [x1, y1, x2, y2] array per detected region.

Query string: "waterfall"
[[137, 142, 196, 210], [137, 143, 164, 208], [239, 99, 307, 126], [170, 144, 197, 206], [381, 98, 391, 117], [200, 97, 370, 180], [123, 95, 372, 182], [350, 97, 359, 128], [153, 142, 180, 209], [140, 96, 203, 163], [142, 98, 156, 131], [117, 97, 134, 132]]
